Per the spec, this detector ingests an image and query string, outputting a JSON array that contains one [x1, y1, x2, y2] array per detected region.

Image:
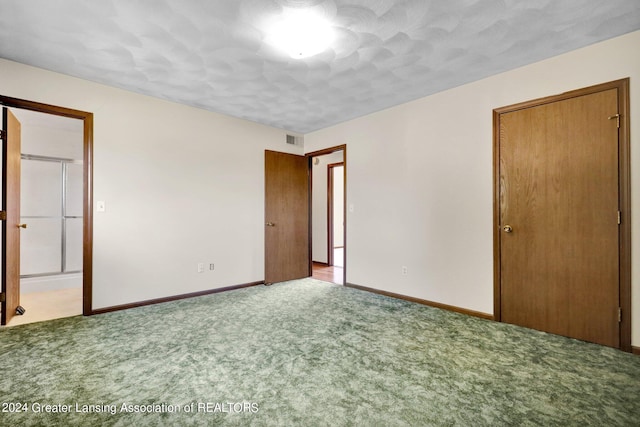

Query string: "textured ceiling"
[[1, 0, 639, 133]]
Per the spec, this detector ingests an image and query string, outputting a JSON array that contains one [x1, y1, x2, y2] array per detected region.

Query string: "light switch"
[[97, 201, 106, 212]]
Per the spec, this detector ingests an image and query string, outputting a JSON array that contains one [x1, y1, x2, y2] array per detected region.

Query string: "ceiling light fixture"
[[266, 9, 335, 59]]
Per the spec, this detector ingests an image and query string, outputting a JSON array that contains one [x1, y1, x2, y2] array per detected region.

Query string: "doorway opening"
[[308, 145, 346, 285], [328, 162, 344, 268], [1, 96, 93, 326]]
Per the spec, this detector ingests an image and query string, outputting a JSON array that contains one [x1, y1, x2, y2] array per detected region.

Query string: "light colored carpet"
[[0, 278, 638, 426]]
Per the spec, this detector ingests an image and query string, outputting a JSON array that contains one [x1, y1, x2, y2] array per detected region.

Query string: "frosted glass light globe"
[[266, 9, 335, 59]]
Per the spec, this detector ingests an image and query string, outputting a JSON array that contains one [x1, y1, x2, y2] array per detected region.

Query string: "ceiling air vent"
[[285, 134, 304, 147]]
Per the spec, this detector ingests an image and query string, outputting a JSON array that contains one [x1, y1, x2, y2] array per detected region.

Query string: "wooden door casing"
[[0, 95, 94, 316], [307, 145, 347, 286]]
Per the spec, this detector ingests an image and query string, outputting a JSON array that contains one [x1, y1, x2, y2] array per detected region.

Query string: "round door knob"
[[502, 225, 513, 233], [17, 223, 27, 229]]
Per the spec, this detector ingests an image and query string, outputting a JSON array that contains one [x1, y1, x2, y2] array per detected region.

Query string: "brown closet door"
[[498, 88, 620, 347]]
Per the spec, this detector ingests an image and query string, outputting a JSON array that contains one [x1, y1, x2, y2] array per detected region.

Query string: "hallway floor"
[[312, 247, 345, 285], [312, 262, 344, 285]]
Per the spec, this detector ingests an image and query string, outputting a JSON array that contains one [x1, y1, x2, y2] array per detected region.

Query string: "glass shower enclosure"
[[20, 155, 83, 279]]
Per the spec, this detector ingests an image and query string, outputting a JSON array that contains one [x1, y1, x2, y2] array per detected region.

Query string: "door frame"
[[327, 162, 344, 266], [492, 78, 631, 351], [307, 145, 346, 285], [0, 95, 94, 316]]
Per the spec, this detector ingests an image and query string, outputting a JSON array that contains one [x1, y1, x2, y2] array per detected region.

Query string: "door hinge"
[[617, 211, 621, 225], [0, 210, 6, 221], [0, 292, 5, 303], [618, 307, 622, 323], [0, 129, 5, 140], [608, 113, 620, 128]]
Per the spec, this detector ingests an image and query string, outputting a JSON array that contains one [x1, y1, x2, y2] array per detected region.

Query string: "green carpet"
[[1, 278, 639, 426]]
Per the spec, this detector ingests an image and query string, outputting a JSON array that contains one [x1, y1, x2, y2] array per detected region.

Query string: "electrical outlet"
[[209, 263, 215, 270], [197, 263, 204, 273], [402, 266, 408, 276]]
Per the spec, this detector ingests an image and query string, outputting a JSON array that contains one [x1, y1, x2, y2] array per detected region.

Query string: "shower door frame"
[[20, 154, 84, 279]]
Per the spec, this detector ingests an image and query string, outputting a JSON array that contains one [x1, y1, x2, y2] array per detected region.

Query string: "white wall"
[[333, 165, 344, 248], [311, 151, 343, 263], [0, 58, 301, 309], [304, 30, 640, 346], [16, 110, 84, 160]]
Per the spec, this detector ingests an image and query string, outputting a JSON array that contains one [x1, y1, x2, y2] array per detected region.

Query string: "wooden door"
[[265, 150, 309, 284], [497, 87, 622, 348], [2, 108, 22, 325]]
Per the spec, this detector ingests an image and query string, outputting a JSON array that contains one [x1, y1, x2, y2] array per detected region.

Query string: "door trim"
[[492, 78, 631, 351], [307, 145, 347, 285], [0, 95, 94, 316]]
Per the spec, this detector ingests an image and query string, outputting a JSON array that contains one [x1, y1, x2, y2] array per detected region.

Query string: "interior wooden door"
[[264, 150, 309, 284], [497, 88, 621, 348], [2, 107, 22, 325]]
